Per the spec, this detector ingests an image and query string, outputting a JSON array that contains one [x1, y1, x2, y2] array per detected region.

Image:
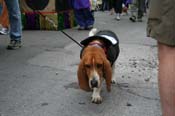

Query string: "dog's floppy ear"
[[77, 60, 91, 91], [103, 58, 112, 92]]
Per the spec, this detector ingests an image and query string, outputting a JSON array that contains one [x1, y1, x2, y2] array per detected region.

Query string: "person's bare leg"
[[158, 42, 175, 116]]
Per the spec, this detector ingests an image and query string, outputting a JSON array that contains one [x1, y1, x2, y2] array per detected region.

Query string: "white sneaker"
[[115, 14, 120, 21], [0, 27, 9, 35]]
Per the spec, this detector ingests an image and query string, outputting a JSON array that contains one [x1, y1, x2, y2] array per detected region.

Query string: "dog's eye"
[[85, 64, 91, 68], [96, 64, 102, 68]]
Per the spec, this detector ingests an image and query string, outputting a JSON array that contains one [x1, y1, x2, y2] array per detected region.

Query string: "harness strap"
[[88, 42, 107, 55]]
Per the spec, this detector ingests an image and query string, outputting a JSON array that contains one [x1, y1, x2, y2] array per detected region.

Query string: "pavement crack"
[[117, 83, 160, 101]]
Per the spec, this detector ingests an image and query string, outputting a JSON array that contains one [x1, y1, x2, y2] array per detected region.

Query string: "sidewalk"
[[0, 11, 161, 116]]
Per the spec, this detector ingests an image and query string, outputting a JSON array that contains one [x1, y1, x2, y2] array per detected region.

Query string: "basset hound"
[[77, 29, 120, 104]]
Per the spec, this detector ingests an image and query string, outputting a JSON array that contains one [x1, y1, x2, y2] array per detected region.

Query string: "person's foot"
[[85, 25, 93, 30], [0, 27, 9, 35], [115, 13, 120, 21], [129, 15, 136, 22], [137, 17, 143, 22], [110, 8, 114, 15], [6, 40, 22, 50], [78, 26, 85, 30]]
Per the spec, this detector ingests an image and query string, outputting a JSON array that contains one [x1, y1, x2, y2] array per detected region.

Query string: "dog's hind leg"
[[111, 64, 117, 84]]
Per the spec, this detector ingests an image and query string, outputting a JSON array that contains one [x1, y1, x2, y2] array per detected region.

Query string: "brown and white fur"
[[77, 29, 117, 104]]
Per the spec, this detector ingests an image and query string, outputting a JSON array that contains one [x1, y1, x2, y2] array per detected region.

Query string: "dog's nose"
[[90, 79, 98, 88]]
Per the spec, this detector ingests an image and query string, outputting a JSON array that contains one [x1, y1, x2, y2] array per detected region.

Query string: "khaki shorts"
[[147, 0, 175, 46]]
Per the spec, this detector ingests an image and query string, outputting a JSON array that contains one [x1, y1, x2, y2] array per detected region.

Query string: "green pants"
[[147, 0, 175, 46], [130, 0, 145, 18]]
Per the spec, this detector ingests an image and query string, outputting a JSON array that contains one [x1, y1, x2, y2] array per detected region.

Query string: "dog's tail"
[[89, 28, 98, 37]]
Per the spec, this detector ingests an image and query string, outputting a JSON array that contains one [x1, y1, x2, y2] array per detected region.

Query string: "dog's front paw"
[[111, 78, 116, 84], [91, 95, 102, 104]]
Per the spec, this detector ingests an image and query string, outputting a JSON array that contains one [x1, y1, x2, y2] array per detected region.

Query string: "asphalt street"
[[0, 11, 161, 116]]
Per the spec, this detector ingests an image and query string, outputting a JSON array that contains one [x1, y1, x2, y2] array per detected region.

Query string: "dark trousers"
[[74, 8, 94, 28], [101, 0, 109, 10], [109, 0, 114, 10], [137, 0, 145, 18], [114, 0, 123, 14], [130, 0, 145, 18]]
